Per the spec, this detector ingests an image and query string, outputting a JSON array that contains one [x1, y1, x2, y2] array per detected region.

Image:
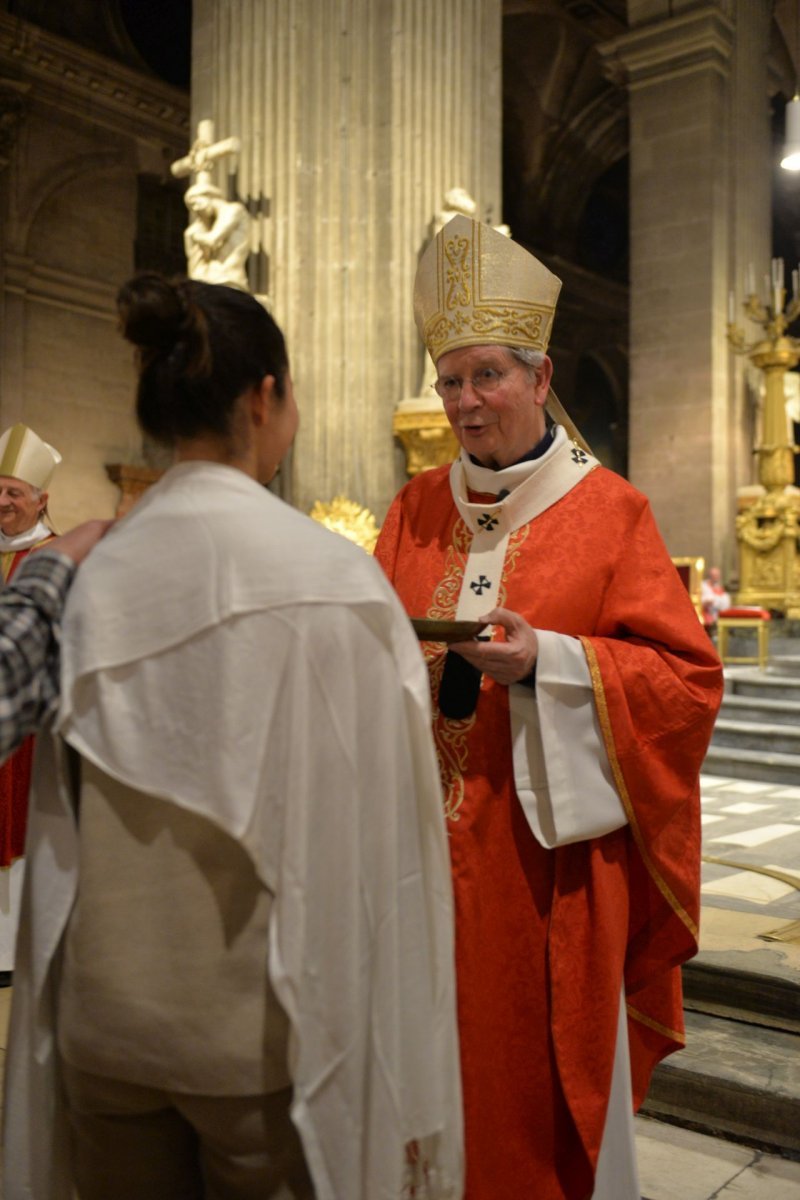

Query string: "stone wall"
[[600, 1, 772, 575], [0, 12, 188, 528]]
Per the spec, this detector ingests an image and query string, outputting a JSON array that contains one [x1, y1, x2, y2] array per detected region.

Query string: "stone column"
[[600, 1, 771, 573], [191, 0, 502, 519], [0, 80, 30, 429]]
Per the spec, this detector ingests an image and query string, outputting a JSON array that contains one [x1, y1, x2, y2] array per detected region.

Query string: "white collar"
[[0, 519, 52, 553], [449, 425, 599, 539]]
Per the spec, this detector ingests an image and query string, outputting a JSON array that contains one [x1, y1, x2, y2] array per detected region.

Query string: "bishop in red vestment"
[[0, 423, 61, 975], [375, 216, 723, 1200]]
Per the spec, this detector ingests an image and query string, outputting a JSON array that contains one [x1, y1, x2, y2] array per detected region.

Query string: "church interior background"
[[1, 0, 799, 596]]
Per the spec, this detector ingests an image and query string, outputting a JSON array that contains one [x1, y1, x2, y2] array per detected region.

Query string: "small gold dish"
[[410, 618, 487, 644]]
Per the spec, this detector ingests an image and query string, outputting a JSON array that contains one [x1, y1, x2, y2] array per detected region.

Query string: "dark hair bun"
[[116, 271, 288, 446], [117, 273, 186, 353], [117, 273, 210, 378]]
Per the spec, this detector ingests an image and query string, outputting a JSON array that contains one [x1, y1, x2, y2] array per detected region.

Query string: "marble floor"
[[636, 1116, 800, 1199], [0, 770, 798, 1199]]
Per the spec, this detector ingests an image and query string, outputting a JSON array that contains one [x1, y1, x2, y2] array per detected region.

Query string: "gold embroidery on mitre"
[[415, 214, 561, 363], [445, 234, 471, 309]]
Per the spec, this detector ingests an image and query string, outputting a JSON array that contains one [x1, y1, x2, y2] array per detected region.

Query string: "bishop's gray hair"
[[508, 347, 545, 372]]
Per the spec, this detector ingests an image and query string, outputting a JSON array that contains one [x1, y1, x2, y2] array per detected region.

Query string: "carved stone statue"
[[171, 119, 241, 192], [183, 183, 251, 291], [172, 120, 252, 292]]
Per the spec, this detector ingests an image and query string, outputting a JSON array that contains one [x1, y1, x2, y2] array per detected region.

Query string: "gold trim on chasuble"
[[1, 552, 15, 582], [427, 518, 530, 823], [581, 637, 693, 1045], [625, 1003, 686, 1046], [579, 638, 699, 943]]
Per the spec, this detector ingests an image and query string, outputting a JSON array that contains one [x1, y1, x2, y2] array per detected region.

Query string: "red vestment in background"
[[0, 539, 53, 867], [375, 461, 722, 1200]]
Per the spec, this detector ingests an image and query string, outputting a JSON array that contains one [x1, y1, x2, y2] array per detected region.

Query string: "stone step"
[[703, 742, 800, 785], [727, 669, 800, 702], [682, 958, 800, 1035], [766, 655, 800, 678], [720, 692, 800, 727], [712, 717, 800, 755], [641, 1009, 800, 1157]]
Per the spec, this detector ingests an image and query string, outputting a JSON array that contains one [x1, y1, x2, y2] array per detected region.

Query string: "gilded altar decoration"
[[392, 400, 459, 476], [728, 259, 800, 616], [309, 495, 380, 554]]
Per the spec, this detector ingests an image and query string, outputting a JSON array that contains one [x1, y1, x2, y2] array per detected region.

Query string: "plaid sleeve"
[[0, 549, 76, 763]]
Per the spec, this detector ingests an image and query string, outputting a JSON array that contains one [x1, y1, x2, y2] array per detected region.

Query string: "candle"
[[728, 291, 735, 324], [747, 263, 756, 296]]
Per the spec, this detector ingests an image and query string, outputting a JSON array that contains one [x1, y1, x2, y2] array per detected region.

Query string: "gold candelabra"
[[727, 258, 800, 616]]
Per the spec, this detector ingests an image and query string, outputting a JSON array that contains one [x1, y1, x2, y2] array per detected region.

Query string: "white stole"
[[449, 426, 598, 621]]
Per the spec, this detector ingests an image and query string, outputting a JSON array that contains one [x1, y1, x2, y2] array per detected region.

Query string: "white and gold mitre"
[[0, 423, 61, 489], [414, 215, 562, 363]]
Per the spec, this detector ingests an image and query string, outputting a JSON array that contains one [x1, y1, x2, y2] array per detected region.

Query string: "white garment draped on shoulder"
[[3, 461, 463, 1200]]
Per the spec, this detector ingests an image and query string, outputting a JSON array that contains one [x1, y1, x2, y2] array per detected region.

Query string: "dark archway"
[[570, 355, 627, 477]]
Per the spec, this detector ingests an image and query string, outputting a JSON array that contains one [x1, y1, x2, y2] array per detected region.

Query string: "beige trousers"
[[62, 1062, 315, 1200]]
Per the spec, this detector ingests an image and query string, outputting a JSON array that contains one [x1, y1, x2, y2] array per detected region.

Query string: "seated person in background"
[[701, 566, 731, 634]]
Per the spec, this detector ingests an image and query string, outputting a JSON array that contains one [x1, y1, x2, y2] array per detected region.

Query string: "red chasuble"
[[375, 460, 722, 1200], [0, 538, 54, 867]]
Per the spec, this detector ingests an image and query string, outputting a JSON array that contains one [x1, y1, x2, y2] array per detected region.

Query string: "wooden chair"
[[671, 556, 705, 621]]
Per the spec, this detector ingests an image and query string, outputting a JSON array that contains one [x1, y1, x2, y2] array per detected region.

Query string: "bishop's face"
[[435, 344, 551, 469], [0, 476, 46, 537]]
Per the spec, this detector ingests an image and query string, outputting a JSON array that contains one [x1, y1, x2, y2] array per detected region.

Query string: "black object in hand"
[[438, 649, 482, 719]]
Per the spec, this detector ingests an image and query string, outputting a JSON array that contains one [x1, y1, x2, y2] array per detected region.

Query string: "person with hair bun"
[[4, 275, 463, 1200]]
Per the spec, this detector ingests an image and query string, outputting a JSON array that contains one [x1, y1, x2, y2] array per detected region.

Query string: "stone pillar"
[[600, 1, 771, 573], [190, 0, 502, 519], [0, 80, 30, 430]]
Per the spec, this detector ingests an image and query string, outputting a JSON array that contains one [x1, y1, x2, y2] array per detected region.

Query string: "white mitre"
[[0, 423, 61, 489]]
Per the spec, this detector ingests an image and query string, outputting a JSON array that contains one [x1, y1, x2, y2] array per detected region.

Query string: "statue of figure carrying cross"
[[171, 119, 252, 292]]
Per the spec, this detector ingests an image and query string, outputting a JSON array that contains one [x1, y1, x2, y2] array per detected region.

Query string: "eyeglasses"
[[432, 365, 517, 401]]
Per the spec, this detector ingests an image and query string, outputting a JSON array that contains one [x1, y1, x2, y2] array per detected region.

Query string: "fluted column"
[[191, 0, 502, 519], [600, 1, 771, 573], [728, 0, 772, 521]]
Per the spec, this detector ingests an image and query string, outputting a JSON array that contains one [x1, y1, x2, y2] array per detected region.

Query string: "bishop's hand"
[[449, 606, 538, 686]]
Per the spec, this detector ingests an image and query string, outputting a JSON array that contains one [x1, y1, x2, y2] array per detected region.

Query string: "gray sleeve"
[[0, 550, 76, 761]]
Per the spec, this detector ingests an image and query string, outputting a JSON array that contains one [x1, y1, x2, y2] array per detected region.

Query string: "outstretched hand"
[[448, 607, 538, 685], [50, 519, 115, 566]]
